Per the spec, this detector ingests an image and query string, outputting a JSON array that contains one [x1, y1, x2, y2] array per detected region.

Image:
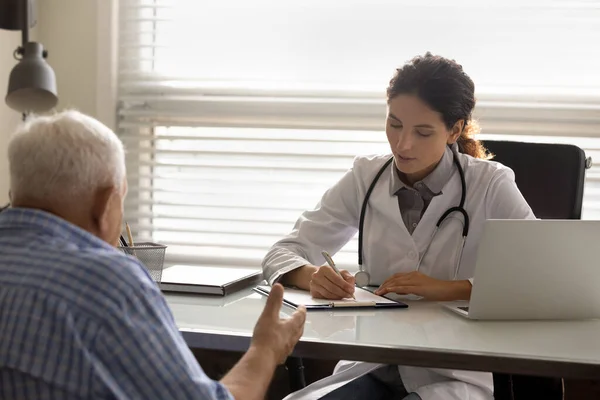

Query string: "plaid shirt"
[[0, 207, 232, 400]]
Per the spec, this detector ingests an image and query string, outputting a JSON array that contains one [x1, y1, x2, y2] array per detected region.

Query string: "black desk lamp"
[[1, 0, 58, 115]]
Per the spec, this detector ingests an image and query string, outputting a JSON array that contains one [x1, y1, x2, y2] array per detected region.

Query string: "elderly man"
[[0, 110, 306, 400]]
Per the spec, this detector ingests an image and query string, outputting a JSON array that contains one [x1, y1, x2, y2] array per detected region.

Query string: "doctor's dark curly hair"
[[387, 52, 491, 160]]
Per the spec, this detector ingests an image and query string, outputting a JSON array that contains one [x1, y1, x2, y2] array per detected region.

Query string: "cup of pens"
[[118, 222, 167, 283]]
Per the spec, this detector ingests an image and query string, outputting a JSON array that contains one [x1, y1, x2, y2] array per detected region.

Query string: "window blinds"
[[118, 0, 600, 269]]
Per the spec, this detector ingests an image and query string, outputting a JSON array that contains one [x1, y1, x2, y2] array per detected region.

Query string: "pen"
[[125, 222, 136, 256], [321, 250, 356, 300], [125, 222, 135, 247]]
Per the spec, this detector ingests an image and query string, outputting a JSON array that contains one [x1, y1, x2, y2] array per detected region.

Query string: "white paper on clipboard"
[[255, 285, 399, 307]]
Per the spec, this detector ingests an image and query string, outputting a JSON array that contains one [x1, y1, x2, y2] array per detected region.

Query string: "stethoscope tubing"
[[356, 148, 469, 285]]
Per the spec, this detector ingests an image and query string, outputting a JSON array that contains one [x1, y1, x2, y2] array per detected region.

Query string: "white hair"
[[8, 110, 126, 204]]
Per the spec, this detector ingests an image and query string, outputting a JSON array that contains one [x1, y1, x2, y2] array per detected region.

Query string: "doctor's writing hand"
[[374, 271, 472, 301], [310, 266, 356, 300]]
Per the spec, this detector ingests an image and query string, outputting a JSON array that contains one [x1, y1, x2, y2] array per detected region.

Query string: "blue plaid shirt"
[[0, 208, 232, 400]]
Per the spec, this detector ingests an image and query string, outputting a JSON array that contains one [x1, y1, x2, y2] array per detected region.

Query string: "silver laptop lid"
[[468, 219, 600, 320]]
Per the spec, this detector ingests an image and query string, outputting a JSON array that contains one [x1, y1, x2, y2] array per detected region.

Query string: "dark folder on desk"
[[254, 286, 408, 310], [159, 265, 262, 296]]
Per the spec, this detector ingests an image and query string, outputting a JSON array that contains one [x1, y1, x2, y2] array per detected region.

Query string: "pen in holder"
[[118, 242, 167, 283]]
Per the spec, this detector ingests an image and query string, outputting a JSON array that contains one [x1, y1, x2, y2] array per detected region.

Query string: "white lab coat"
[[262, 145, 535, 400]]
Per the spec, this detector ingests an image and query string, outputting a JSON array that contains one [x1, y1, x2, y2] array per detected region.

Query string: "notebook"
[[159, 265, 263, 296], [253, 285, 408, 310]]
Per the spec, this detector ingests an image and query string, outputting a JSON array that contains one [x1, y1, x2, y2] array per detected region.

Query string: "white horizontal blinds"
[[120, 0, 600, 92], [120, 127, 390, 267], [118, 0, 600, 268]]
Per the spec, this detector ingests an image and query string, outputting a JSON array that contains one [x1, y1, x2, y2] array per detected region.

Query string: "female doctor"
[[262, 53, 535, 400]]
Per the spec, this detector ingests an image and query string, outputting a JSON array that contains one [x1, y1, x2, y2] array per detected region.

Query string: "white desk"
[[165, 289, 600, 379]]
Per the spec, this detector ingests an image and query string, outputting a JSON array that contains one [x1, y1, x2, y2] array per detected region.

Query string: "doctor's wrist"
[[450, 280, 472, 301], [281, 265, 318, 290]]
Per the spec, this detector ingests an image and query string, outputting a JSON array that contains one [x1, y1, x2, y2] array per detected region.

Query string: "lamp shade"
[[6, 42, 57, 113]]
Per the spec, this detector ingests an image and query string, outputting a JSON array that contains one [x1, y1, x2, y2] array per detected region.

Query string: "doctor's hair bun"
[[387, 52, 491, 160]]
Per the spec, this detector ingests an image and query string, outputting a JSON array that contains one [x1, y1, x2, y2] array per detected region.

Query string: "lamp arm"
[[21, 0, 29, 46]]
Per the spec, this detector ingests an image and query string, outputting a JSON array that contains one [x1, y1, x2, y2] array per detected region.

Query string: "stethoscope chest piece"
[[354, 270, 370, 287]]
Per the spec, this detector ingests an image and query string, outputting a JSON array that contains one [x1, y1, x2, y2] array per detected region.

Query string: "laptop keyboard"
[[458, 306, 470, 312]]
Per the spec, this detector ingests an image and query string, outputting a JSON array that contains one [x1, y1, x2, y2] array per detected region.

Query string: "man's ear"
[[91, 185, 116, 235], [447, 120, 464, 144]]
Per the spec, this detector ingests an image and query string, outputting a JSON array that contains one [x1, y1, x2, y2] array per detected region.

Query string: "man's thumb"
[[264, 283, 284, 317]]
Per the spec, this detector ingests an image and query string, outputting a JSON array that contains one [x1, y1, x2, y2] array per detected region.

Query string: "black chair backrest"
[[482, 140, 588, 220]]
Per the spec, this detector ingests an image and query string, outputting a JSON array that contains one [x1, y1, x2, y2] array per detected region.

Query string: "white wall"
[[36, 0, 117, 128], [0, 31, 32, 204], [37, 0, 98, 117], [0, 0, 116, 204]]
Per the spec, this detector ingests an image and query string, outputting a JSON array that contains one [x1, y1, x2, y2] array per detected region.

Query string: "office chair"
[[483, 139, 590, 400], [483, 140, 589, 220]]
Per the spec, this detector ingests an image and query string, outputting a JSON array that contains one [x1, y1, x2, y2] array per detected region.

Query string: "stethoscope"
[[354, 146, 470, 287]]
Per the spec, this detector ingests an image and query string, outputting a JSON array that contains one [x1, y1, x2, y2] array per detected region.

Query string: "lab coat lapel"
[[362, 175, 417, 284], [386, 159, 420, 246], [380, 173, 415, 244], [411, 169, 460, 254]]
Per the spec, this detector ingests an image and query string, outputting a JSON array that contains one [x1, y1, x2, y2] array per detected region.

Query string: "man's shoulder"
[[59, 246, 156, 300], [77, 247, 155, 286], [1, 242, 157, 317]]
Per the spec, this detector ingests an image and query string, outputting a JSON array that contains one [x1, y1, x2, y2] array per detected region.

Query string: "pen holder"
[[118, 242, 167, 283]]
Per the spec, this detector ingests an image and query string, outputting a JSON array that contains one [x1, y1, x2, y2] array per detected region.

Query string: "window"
[[118, 0, 600, 269]]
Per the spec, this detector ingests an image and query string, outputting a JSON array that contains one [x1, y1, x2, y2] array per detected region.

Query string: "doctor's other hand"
[[251, 283, 306, 365], [374, 271, 472, 301]]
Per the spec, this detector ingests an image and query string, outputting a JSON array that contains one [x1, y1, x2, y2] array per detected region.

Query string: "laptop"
[[444, 219, 600, 320]]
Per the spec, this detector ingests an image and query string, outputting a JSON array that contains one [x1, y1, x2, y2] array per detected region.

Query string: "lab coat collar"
[[390, 145, 455, 197]]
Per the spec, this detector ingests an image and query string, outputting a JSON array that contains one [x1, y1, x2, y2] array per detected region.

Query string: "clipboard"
[[253, 286, 408, 311]]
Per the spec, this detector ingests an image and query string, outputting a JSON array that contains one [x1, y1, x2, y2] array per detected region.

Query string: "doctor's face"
[[386, 94, 460, 184]]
